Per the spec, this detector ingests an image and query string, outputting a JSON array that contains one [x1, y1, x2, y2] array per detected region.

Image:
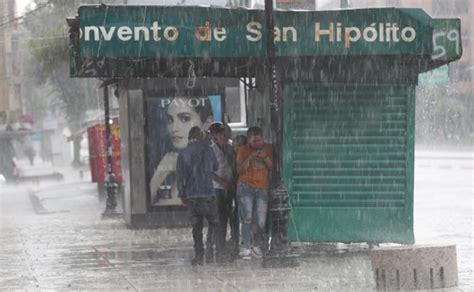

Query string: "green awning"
[[69, 5, 462, 78]]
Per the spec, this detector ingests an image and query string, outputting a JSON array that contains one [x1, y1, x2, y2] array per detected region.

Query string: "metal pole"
[[102, 82, 119, 217], [265, 0, 281, 182], [264, 0, 295, 266], [341, 0, 349, 8]]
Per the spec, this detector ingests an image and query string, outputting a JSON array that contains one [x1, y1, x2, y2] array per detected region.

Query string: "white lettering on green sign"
[[82, 22, 180, 42], [314, 22, 416, 48], [81, 21, 416, 47], [246, 22, 262, 42], [195, 22, 227, 42], [432, 29, 461, 60]]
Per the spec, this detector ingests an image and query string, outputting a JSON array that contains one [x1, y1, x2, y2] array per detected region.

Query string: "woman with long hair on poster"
[[149, 96, 214, 206]]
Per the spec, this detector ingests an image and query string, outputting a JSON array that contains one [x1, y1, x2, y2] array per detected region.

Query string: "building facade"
[[318, 0, 472, 142], [0, 0, 22, 126]]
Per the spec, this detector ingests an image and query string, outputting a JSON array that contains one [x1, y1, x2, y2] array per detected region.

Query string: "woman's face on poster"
[[166, 98, 204, 149]]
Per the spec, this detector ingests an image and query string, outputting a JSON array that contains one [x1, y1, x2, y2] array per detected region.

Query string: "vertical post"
[[102, 82, 119, 217], [340, 0, 349, 8], [104, 84, 113, 176], [264, 0, 294, 263], [265, 0, 281, 182]]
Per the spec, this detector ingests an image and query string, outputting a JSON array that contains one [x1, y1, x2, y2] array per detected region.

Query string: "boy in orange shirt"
[[236, 127, 273, 259]]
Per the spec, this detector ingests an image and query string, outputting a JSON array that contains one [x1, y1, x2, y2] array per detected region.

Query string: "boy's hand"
[[222, 179, 233, 190], [255, 150, 267, 159], [249, 151, 259, 159]]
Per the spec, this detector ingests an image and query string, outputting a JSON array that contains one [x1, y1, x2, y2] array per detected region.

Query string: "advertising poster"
[[87, 123, 122, 183], [146, 95, 222, 207]]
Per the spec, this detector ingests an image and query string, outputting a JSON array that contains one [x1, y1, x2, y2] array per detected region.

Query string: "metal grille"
[[287, 86, 408, 208]]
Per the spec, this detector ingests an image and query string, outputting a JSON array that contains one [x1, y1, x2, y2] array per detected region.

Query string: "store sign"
[[77, 6, 435, 58], [431, 19, 462, 61], [70, 6, 461, 78]]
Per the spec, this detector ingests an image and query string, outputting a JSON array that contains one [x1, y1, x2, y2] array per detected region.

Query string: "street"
[[0, 151, 472, 291], [413, 150, 473, 290], [0, 164, 374, 291]]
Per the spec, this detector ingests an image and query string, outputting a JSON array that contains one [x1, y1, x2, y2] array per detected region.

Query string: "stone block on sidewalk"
[[370, 245, 458, 290]]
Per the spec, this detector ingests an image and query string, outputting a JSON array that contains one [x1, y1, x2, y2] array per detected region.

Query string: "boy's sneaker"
[[205, 247, 214, 263], [251, 246, 263, 259], [216, 253, 233, 264], [191, 256, 204, 266], [239, 248, 251, 260]]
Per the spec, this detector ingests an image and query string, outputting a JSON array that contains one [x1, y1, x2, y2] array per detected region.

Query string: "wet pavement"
[[1, 180, 374, 291], [0, 151, 472, 291], [413, 150, 473, 291]]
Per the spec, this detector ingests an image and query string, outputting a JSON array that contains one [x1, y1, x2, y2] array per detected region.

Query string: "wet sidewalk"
[[13, 158, 93, 186], [0, 180, 376, 291], [2, 153, 471, 291]]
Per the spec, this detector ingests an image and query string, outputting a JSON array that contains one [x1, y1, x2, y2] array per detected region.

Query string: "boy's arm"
[[210, 147, 219, 172], [213, 174, 231, 189], [263, 145, 273, 170], [237, 148, 253, 175]]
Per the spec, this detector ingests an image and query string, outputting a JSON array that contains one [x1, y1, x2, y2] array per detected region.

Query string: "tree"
[[23, 0, 103, 165]]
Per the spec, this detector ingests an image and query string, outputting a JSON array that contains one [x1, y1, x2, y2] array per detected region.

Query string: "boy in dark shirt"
[[177, 126, 219, 265]]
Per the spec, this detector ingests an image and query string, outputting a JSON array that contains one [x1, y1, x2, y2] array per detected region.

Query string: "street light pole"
[[265, 0, 282, 178], [264, 0, 294, 265], [101, 81, 119, 218]]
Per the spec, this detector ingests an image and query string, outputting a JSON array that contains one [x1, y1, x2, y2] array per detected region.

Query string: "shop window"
[[224, 79, 247, 128]]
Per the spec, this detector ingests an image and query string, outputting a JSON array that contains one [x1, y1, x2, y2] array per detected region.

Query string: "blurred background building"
[[318, 0, 473, 146], [0, 0, 23, 126]]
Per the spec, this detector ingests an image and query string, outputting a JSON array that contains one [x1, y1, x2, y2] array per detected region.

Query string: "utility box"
[[281, 12, 462, 244], [284, 84, 416, 243]]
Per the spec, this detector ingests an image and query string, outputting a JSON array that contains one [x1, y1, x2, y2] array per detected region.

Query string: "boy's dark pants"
[[215, 189, 233, 258], [229, 188, 239, 248], [188, 197, 218, 259]]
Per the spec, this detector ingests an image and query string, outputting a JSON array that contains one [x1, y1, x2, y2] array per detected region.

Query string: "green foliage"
[[28, 36, 69, 82], [22, 0, 111, 164], [23, 0, 99, 129]]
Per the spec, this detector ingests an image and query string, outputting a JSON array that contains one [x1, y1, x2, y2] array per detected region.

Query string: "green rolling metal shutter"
[[283, 84, 415, 244]]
